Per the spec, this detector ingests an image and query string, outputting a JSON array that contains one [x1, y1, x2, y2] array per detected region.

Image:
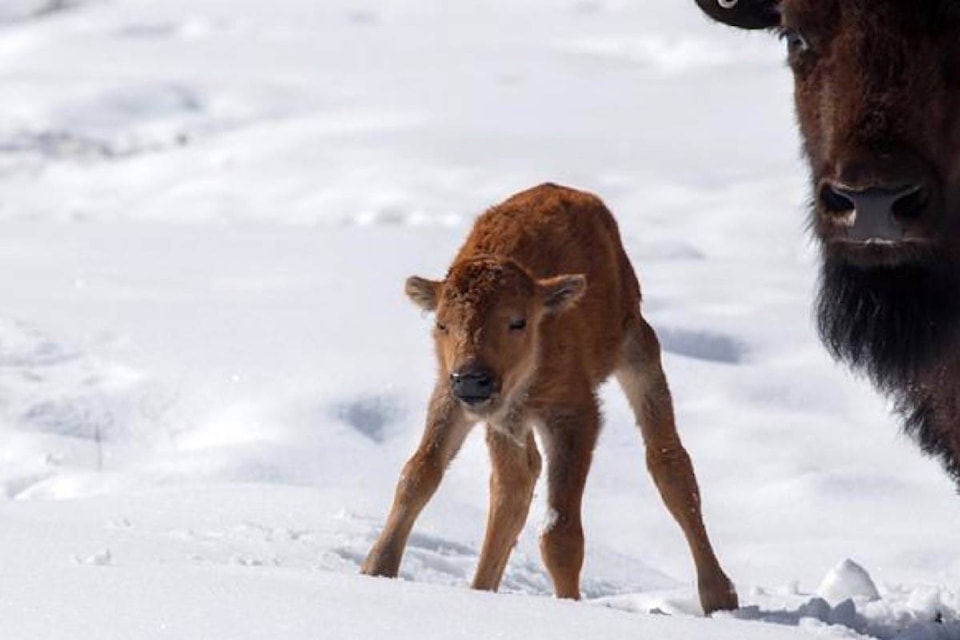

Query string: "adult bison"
[[694, 0, 960, 483]]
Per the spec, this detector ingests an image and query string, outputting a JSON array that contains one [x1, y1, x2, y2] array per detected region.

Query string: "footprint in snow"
[[332, 394, 406, 444], [656, 327, 747, 365]]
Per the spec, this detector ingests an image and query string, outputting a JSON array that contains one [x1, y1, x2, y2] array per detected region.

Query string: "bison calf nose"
[[820, 182, 928, 242], [450, 368, 495, 405]]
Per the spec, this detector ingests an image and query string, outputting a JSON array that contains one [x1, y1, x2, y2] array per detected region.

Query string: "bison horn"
[[718, 0, 738, 7]]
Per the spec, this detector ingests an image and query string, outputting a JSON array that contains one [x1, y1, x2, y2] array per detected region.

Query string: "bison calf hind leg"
[[616, 318, 738, 614], [537, 402, 600, 600]]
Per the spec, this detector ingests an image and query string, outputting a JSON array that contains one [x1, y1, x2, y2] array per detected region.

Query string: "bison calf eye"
[[435, 321, 448, 333], [508, 319, 527, 331], [779, 28, 810, 56]]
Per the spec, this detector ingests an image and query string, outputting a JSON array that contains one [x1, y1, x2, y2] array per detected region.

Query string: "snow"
[[0, 492, 819, 640], [818, 559, 882, 605], [0, 1, 959, 639]]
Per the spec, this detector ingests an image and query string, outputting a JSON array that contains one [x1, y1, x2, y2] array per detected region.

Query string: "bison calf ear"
[[694, 0, 780, 30], [405, 276, 442, 312], [539, 274, 586, 314]]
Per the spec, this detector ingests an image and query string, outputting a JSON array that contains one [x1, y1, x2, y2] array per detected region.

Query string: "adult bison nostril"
[[891, 185, 928, 224], [820, 184, 856, 217]]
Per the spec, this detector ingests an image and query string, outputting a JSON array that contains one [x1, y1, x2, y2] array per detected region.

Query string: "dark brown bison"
[[694, 0, 960, 483], [361, 183, 738, 614]]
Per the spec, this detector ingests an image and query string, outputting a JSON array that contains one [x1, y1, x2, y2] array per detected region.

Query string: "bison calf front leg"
[[471, 427, 541, 591], [361, 389, 471, 578]]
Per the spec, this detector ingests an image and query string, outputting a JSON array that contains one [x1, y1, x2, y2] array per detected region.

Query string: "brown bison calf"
[[361, 183, 737, 614]]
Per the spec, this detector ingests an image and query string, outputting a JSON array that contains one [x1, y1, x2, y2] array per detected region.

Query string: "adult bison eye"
[[508, 318, 527, 331], [779, 28, 810, 56]]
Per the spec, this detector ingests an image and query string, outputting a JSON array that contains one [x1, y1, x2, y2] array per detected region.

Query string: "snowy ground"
[[1, 1, 959, 639]]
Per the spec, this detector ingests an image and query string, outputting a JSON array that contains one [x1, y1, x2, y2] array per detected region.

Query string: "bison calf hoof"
[[698, 575, 738, 615], [359, 564, 398, 578], [360, 553, 401, 579]]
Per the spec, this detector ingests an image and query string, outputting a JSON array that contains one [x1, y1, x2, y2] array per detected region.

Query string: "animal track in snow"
[[331, 394, 406, 443], [657, 327, 747, 365], [0, 0, 85, 24]]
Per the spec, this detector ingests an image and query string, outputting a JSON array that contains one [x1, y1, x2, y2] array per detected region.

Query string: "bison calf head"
[[406, 258, 585, 416], [696, 0, 960, 387]]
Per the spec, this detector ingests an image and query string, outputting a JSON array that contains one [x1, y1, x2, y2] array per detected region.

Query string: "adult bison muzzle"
[[695, 0, 960, 483]]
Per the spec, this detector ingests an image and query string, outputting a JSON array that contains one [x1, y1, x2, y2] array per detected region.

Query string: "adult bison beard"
[[816, 252, 960, 393], [818, 252, 960, 484]]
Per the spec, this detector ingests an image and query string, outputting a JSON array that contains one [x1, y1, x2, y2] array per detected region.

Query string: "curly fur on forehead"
[[784, 0, 960, 27], [440, 257, 536, 316]]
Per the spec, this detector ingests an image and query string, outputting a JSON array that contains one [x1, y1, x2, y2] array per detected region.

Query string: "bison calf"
[[361, 183, 737, 614]]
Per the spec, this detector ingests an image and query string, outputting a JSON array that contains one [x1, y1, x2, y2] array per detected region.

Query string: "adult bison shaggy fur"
[[695, 0, 960, 483]]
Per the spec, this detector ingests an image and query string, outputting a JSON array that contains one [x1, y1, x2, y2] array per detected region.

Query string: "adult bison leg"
[[537, 400, 601, 599], [361, 387, 473, 578], [471, 427, 542, 591], [615, 317, 738, 614]]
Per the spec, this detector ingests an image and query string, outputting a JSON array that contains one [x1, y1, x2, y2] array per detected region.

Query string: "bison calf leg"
[[537, 402, 600, 600], [361, 389, 471, 578], [616, 318, 738, 615], [472, 427, 542, 591]]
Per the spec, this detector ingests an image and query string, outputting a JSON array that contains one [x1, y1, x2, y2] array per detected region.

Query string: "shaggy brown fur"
[[360, 183, 738, 614], [695, 0, 960, 485]]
